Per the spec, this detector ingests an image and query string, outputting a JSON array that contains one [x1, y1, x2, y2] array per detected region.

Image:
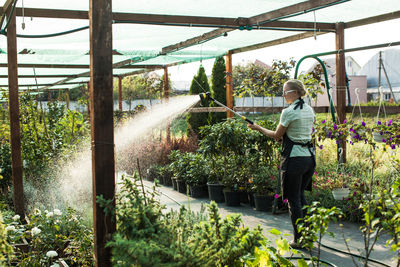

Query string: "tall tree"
[[209, 57, 227, 124], [186, 65, 210, 136]]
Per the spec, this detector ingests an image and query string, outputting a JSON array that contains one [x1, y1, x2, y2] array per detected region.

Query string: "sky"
[[162, 18, 400, 84]]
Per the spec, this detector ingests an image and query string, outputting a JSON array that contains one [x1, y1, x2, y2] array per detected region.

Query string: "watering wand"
[[199, 92, 254, 124]]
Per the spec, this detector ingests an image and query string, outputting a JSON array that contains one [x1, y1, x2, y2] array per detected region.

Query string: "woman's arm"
[[248, 123, 287, 141]]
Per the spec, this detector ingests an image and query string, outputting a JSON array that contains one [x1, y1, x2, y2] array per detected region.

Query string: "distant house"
[[358, 49, 400, 102], [305, 56, 367, 107]]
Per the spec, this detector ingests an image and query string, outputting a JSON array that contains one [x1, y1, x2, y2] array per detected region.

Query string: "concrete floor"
[[144, 181, 397, 267]]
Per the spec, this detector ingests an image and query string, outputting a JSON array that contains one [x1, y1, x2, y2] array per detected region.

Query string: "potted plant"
[[372, 120, 400, 149], [313, 170, 353, 200], [250, 166, 277, 211], [185, 154, 209, 198]]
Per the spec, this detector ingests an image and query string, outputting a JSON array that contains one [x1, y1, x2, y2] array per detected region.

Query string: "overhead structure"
[[1, 0, 400, 266], [0, 0, 399, 92]]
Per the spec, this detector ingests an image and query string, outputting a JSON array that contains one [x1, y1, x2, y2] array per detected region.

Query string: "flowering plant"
[[372, 120, 400, 149], [313, 170, 354, 190], [348, 120, 372, 145], [314, 119, 349, 148], [249, 166, 278, 195]]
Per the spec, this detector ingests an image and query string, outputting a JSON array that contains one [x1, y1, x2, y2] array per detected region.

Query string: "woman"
[[248, 79, 315, 248]]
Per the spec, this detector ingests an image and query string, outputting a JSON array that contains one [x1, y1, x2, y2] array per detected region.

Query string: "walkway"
[[144, 181, 397, 267]]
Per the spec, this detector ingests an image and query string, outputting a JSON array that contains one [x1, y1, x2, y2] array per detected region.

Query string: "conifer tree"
[[186, 65, 210, 136], [209, 57, 227, 124]]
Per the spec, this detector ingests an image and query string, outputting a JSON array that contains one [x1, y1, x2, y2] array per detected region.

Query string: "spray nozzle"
[[199, 92, 211, 101]]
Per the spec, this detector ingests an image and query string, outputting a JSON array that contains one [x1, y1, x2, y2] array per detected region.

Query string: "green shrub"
[[186, 65, 210, 137], [209, 57, 227, 125], [0, 212, 14, 266]]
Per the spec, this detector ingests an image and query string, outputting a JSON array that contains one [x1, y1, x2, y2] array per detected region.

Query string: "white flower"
[[46, 250, 58, 258], [53, 209, 62, 216], [5, 225, 16, 232], [33, 209, 41, 215], [46, 212, 54, 218], [31, 226, 41, 236], [12, 215, 20, 221], [50, 264, 60, 267]]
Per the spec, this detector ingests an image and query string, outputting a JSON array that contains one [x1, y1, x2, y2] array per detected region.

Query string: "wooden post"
[[7, 6, 24, 217], [118, 76, 123, 111], [89, 0, 116, 266], [164, 66, 171, 143], [335, 22, 346, 163], [225, 51, 233, 118]]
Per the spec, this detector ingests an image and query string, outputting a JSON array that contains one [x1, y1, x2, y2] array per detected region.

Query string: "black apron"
[[279, 99, 316, 199]]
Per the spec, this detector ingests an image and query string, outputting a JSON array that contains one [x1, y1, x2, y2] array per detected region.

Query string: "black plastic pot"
[[223, 190, 241, 206], [163, 175, 172, 187], [172, 178, 178, 191], [189, 184, 208, 198], [207, 183, 225, 203], [253, 194, 273, 212], [177, 179, 187, 194], [239, 191, 249, 204], [248, 192, 255, 207]]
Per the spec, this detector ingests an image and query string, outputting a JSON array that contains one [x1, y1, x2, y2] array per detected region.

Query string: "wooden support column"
[[7, 6, 24, 217], [335, 22, 346, 163], [164, 66, 171, 142], [118, 76, 123, 111], [89, 0, 116, 266], [225, 51, 233, 118]]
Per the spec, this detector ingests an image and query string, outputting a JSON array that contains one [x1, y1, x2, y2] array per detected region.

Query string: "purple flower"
[[322, 120, 326, 124], [388, 119, 392, 126], [396, 135, 400, 138], [380, 131, 383, 135], [319, 145, 324, 149], [333, 123, 338, 130], [343, 119, 347, 124], [274, 194, 279, 199], [283, 199, 288, 204], [318, 136, 321, 141], [339, 131, 343, 135], [391, 144, 396, 149], [362, 121, 366, 127], [377, 121, 381, 125], [382, 138, 386, 143], [364, 139, 368, 144]]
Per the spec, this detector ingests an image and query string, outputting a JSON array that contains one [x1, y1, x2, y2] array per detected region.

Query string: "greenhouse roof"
[[0, 0, 399, 91]]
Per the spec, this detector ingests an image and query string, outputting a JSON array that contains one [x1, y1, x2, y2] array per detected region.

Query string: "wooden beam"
[[0, 0, 15, 28], [7, 5, 25, 218], [161, 0, 340, 54], [190, 105, 400, 114], [336, 22, 346, 163], [231, 31, 327, 54], [249, 0, 345, 25], [89, 0, 115, 266], [225, 51, 233, 118], [0, 81, 85, 87], [345, 10, 400, 29], [118, 76, 122, 111], [12, 7, 336, 30]]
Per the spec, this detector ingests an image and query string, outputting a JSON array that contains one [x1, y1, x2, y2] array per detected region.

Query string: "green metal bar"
[[294, 55, 336, 123]]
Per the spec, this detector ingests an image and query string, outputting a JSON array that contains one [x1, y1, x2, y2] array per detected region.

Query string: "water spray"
[[199, 92, 254, 124]]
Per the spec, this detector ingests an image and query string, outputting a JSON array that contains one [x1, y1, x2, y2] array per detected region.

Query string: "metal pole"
[[381, 58, 397, 103], [7, 4, 25, 217], [164, 66, 171, 143], [89, 0, 116, 266]]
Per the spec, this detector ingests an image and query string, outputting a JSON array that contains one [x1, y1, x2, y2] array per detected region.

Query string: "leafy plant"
[[249, 166, 278, 195], [209, 56, 227, 125], [0, 212, 14, 266], [298, 202, 343, 267]]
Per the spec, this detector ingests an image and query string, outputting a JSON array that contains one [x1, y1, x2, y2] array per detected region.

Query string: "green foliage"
[[168, 151, 209, 186], [198, 119, 279, 186], [298, 202, 343, 266], [298, 62, 325, 102], [186, 65, 210, 136], [249, 166, 278, 195], [0, 212, 14, 266], [3, 208, 93, 266], [209, 57, 227, 124], [105, 174, 274, 266], [232, 58, 295, 98]]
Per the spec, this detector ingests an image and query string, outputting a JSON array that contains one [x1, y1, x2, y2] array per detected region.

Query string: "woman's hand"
[[248, 123, 261, 131]]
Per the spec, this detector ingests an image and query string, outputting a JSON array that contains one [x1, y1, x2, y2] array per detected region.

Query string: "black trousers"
[[284, 156, 315, 241]]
